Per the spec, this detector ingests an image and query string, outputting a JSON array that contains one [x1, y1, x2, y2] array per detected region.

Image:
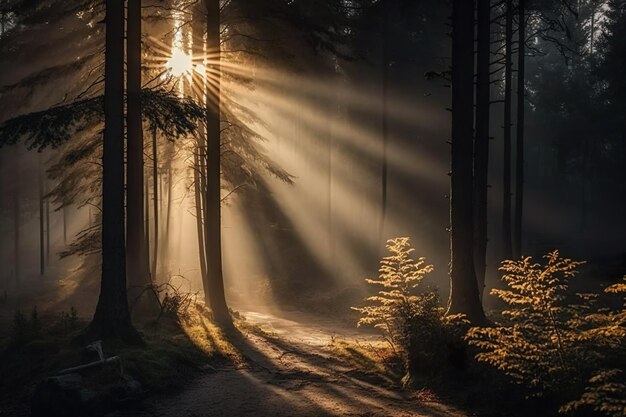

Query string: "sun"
[[166, 48, 193, 77]]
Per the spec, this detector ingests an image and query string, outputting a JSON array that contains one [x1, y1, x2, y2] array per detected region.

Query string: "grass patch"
[[0, 303, 238, 416], [328, 338, 403, 386]]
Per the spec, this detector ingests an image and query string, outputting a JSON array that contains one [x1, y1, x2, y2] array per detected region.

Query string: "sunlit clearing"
[[166, 48, 193, 77]]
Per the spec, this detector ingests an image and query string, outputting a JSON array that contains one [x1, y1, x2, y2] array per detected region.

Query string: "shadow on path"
[[109, 312, 467, 417]]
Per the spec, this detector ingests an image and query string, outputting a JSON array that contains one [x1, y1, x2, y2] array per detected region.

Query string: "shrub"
[[466, 252, 626, 416], [561, 277, 626, 417], [352, 237, 464, 383]]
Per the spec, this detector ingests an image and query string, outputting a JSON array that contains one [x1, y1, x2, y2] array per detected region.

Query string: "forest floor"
[[108, 310, 468, 417]]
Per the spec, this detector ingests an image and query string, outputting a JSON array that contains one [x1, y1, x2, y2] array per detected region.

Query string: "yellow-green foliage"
[[562, 369, 626, 417], [466, 252, 626, 416], [467, 251, 586, 395], [352, 237, 465, 382], [352, 237, 435, 350], [561, 278, 626, 417]]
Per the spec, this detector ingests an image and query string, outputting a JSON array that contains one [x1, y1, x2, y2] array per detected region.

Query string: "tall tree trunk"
[[474, 0, 491, 300], [447, 0, 486, 324], [204, 0, 230, 324], [126, 0, 153, 314], [502, 0, 514, 260], [152, 126, 159, 280], [87, 0, 140, 343], [38, 154, 45, 276], [513, 0, 526, 258]]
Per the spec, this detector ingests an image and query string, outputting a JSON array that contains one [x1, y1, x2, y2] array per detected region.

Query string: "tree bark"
[[474, 0, 491, 300], [447, 0, 487, 324], [502, 0, 514, 260], [513, 0, 526, 258], [126, 0, 153, 315], [87, 0, 141, 344], [204, 0, 230, 324]]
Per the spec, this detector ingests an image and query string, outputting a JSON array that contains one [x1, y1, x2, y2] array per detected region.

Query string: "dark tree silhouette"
[[502, 0, 514, 260], [38, 154, 44, 275], [204, 0, 230, 325], [448, 0, 487, 324], [126, 0, 153, 315], [87, 0, 141, 343], [513, 0, 526, 259], [474, 0, 491, 299]]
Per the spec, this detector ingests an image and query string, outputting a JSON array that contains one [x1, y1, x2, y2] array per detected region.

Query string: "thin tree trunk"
[[45, 175, 50, 265], [88, 0, 140, 343], [204, 0, 230, 324], [513, 0, 526, 258], [192, 4, 208, 293], [379, 9, 389, 249], [447, 0, 486, 324], [1, 5, 6, 35], [145, 167, 150, 273], [502, 0, 514, 260], [162, 142, 173, 275], [152, 125, 159, 281], [13, 147, 20, 290], [39, 154, 45, 276], [126, 0, 153, 314], [194, 145, 208, 287], [63, 205, 67, 244], [474, 0, 491, 300]]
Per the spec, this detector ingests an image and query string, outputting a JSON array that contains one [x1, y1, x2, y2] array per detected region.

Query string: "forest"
[[0, 0, 625, 416]]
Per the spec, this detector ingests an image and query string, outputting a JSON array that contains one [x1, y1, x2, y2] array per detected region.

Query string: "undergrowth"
[[0, 302, 238, 417], [352, 237, 468, 386]]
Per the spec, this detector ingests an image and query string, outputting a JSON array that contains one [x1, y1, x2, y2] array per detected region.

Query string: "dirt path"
[[112, 311, 467, 417]]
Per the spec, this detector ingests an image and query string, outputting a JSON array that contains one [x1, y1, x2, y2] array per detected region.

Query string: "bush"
[[466, 252, 626, 416], [352, 237, 466, 384], [561, 278, 626, 416]]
